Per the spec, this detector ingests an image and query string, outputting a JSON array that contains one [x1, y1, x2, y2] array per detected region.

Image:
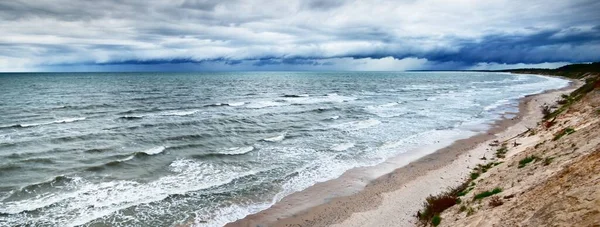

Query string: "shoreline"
[[226, 74, 580, 227]]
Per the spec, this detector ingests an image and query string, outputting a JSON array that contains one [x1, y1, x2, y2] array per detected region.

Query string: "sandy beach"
[[226, 75, 582, 227]]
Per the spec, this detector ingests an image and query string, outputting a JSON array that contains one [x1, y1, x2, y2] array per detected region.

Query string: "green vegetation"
[[499, 62, 600, 79], [470, 172, 480, 180], [418, 181, 469, 226], [496, 146, 508, 159], [466, 207, 475, 216], [553, 127, 576, 141], [476, 163, 496, 173], [545, 76, 599, 120], [518, 155, 540, 168], [432, 215, 441, 226], [473, 187, 503, 200], [417, 161, 504, 225]]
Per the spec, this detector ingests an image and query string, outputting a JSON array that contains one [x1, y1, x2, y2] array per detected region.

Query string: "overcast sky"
[[1, 0, 599, 72]]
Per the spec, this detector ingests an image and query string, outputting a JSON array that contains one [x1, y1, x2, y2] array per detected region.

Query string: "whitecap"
[[54, 117, 86, 124], [330, 143, 355, 151], [218, 146, 254, 155], [334, 119, 381, 130], [226, 102, 246, 107], [328, 115, 340, 120], [0, 160, 262, 226], [160, 110, 199, 116], [118, 155, 135, 162], [483, 99, 510, 111], [141, 146, 166, 155], [379, 102, 399, 108], [263, 133, 286, 142], [246, 101, 282, 109]]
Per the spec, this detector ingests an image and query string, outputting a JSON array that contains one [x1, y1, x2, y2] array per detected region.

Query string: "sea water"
[[0, 72, 569, 226]]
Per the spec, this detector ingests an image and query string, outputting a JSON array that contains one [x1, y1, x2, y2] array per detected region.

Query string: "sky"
[[1, 0, 599, 72]]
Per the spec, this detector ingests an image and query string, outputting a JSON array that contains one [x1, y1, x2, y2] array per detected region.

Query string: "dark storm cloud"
[[0, 0, 599, 71]]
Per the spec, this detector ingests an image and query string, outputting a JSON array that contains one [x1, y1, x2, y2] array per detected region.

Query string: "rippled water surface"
[[0, 72, 568, 226]]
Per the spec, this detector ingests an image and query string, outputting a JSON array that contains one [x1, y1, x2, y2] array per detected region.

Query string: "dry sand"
[[226, 75, 584, 227], [438, 76, 600, 227]]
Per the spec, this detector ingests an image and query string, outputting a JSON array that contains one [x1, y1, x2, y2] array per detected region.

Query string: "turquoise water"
[[0, 72, 568, 226]]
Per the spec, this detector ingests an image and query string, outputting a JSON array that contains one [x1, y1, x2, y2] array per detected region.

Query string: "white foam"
[[379, 102, 399, 107], [141, 146, 166, 155], [246, 101, 283, 109], [365, 102, 405, 118], [118, 155, 135, 162], [54, 117, 86, 123], [334, 119, 381, 131], [330, 143, 355, 151], [263, 133, 286, 142], [16, 117, 86, 127], [0, 160, 262, 227], [226, 102, 246, 107], [329, 115, 340, 120], [218, 146, 254, 155], [483, 99, 510, 111], [160, 110, 199, 116]]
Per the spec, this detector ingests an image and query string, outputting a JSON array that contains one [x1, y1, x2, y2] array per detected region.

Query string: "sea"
[[0, 72, 569, 226]]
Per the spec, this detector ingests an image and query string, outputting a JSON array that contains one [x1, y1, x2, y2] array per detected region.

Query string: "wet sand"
[[226, 75, 579, 227]]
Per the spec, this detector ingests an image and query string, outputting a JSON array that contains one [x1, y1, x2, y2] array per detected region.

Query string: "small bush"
[[518, 155, 539, 168], [466, 207, 475, 216], [489, 196, 503, 207], [473, 187, 502, 200], [496, 146, 508, 158], [457, 186, 474, 197], [418, 181, 469, 225], [553, 127, 576, 141], [432, 215, 441, 226], [459, 205, 467, 213]]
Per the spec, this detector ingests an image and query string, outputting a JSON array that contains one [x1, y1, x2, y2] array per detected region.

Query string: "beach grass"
[[473, 187, 502, 200], [518, 155, 539, 168]]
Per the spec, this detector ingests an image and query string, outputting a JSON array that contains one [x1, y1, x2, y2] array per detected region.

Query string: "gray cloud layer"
[[0, 0, 599, 71]]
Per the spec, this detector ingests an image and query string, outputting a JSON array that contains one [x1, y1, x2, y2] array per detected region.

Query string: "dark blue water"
[[0, 72, 568, 226]]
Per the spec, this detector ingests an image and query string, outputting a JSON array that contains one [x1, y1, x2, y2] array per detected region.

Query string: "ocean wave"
[[333, 119, 381, 131], [483, 99, 511, 111], [262, 133, 286, 142], [1, 160, 262, 226], [282, 94, 310, 98], [85, 156, 135, 172], [0, 163, 21, 172], [139, 146, 166, 155], [365, 102, 405, 118], [189, 146, 255, 159], [117, 115, 144, 120], [218, 146, 254, 155], [159, 110, 199, 116], [330, 143, 355, 151], [245, 101, 283, 109], [0, 117, 86, 129], [204, 102, 246, 107]]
